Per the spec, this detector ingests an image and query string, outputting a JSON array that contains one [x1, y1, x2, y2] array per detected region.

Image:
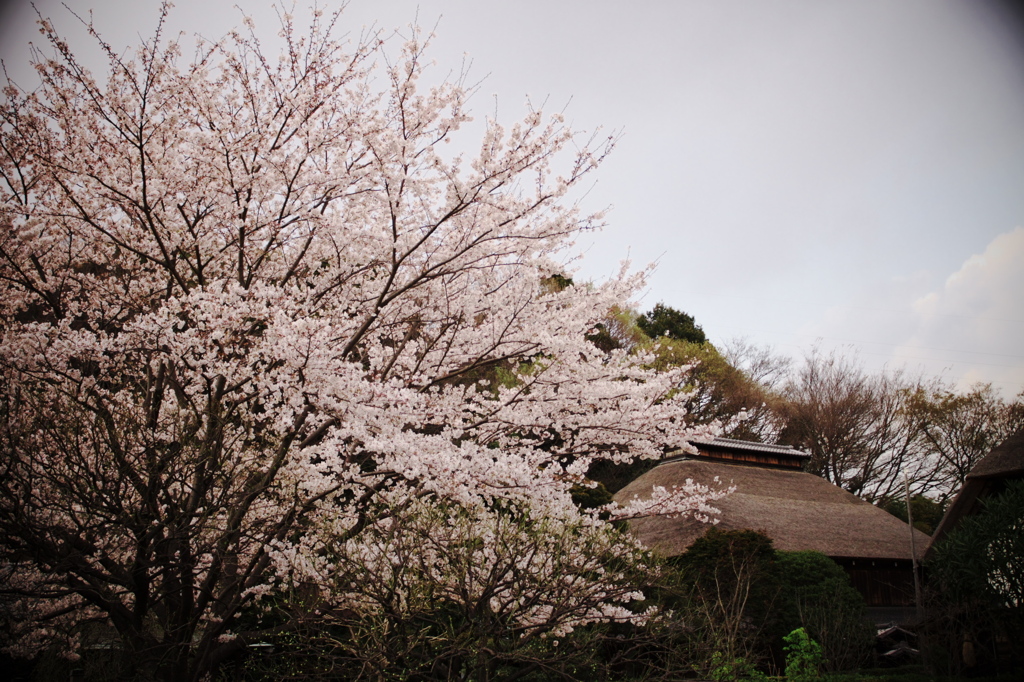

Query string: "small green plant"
[[707, 651, 768, 682], [783, 627, 824, 681]]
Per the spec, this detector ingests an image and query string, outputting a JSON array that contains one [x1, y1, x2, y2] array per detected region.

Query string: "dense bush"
[[670, 529, 872, 676], [774, 551, 874, 672]]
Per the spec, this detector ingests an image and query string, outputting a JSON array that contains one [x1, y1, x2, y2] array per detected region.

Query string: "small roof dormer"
[[681, 436, 810, 470]]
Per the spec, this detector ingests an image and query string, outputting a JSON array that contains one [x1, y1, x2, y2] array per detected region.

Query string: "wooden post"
[[904, 474, 923, 621]]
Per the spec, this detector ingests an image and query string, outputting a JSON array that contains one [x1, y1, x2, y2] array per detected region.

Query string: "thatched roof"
[[615, 457, 928, 561], [928, 430, 1024, 554], [963, 430, 1024, 480]]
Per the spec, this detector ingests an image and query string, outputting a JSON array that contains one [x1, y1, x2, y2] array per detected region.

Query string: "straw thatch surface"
[[615, 457, 928, 560], [965, 430, 1024, 480]]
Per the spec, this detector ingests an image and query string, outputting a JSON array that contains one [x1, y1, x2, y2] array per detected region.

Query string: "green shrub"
[[707, 651, 769, 682]]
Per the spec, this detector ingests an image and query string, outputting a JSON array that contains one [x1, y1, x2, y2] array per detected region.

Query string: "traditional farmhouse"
[[927, 430, 1024, 555], [615, 437, 929, 622]]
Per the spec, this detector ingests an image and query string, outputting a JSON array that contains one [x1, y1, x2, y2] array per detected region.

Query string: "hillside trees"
[[0, 8, 726, 680], [604, 305, 787, 442], [583, 307, 787, 494], [644, 338, 784, 443]]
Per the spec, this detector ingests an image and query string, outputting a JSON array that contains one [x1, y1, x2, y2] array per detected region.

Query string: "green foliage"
[[586, 322, 624, 353], [783, 628, 824, 682], [775, 551, 849, 591], [585, 457, 661, 495], [586, 306, 648, 354], [541, 273, 574, 292], [490, 358, 542, 393], [707, 651, 769, 682], [677, 528, 777, 582], [879, 495, 945, 535], [678, 527, 780, 629], [929, 478, 1024, 610], [570, 481, 614, 510], [636, 303, 706, 345], [586, 304, 784, 442], [671, 535, 870, 676], [642, 337, 715, 378]]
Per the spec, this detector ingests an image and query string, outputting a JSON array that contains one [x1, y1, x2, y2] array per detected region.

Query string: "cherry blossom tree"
[[0, 6, 724, 680]]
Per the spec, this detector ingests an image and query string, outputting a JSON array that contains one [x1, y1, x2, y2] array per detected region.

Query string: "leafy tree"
[[879, 494, 946, 535], [585, 310, 789, 448], [584, 315, 788, 491], [0, 7, 724, 680], [636, 303, 706, 344], [670, 532, 871, 675], [929, 478, 1024, 611]]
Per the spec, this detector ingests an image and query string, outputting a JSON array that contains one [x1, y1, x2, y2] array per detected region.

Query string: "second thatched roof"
[[928, 430, 1024, 554], [615, 456, 928, 561]]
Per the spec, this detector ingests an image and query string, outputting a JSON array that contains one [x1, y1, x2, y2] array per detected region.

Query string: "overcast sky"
[[2, 0, 1023, 396]]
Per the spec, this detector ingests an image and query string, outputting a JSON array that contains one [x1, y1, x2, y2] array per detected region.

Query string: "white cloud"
[[894, 228, 1024, 395], [789, 228, 1024, 397]]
